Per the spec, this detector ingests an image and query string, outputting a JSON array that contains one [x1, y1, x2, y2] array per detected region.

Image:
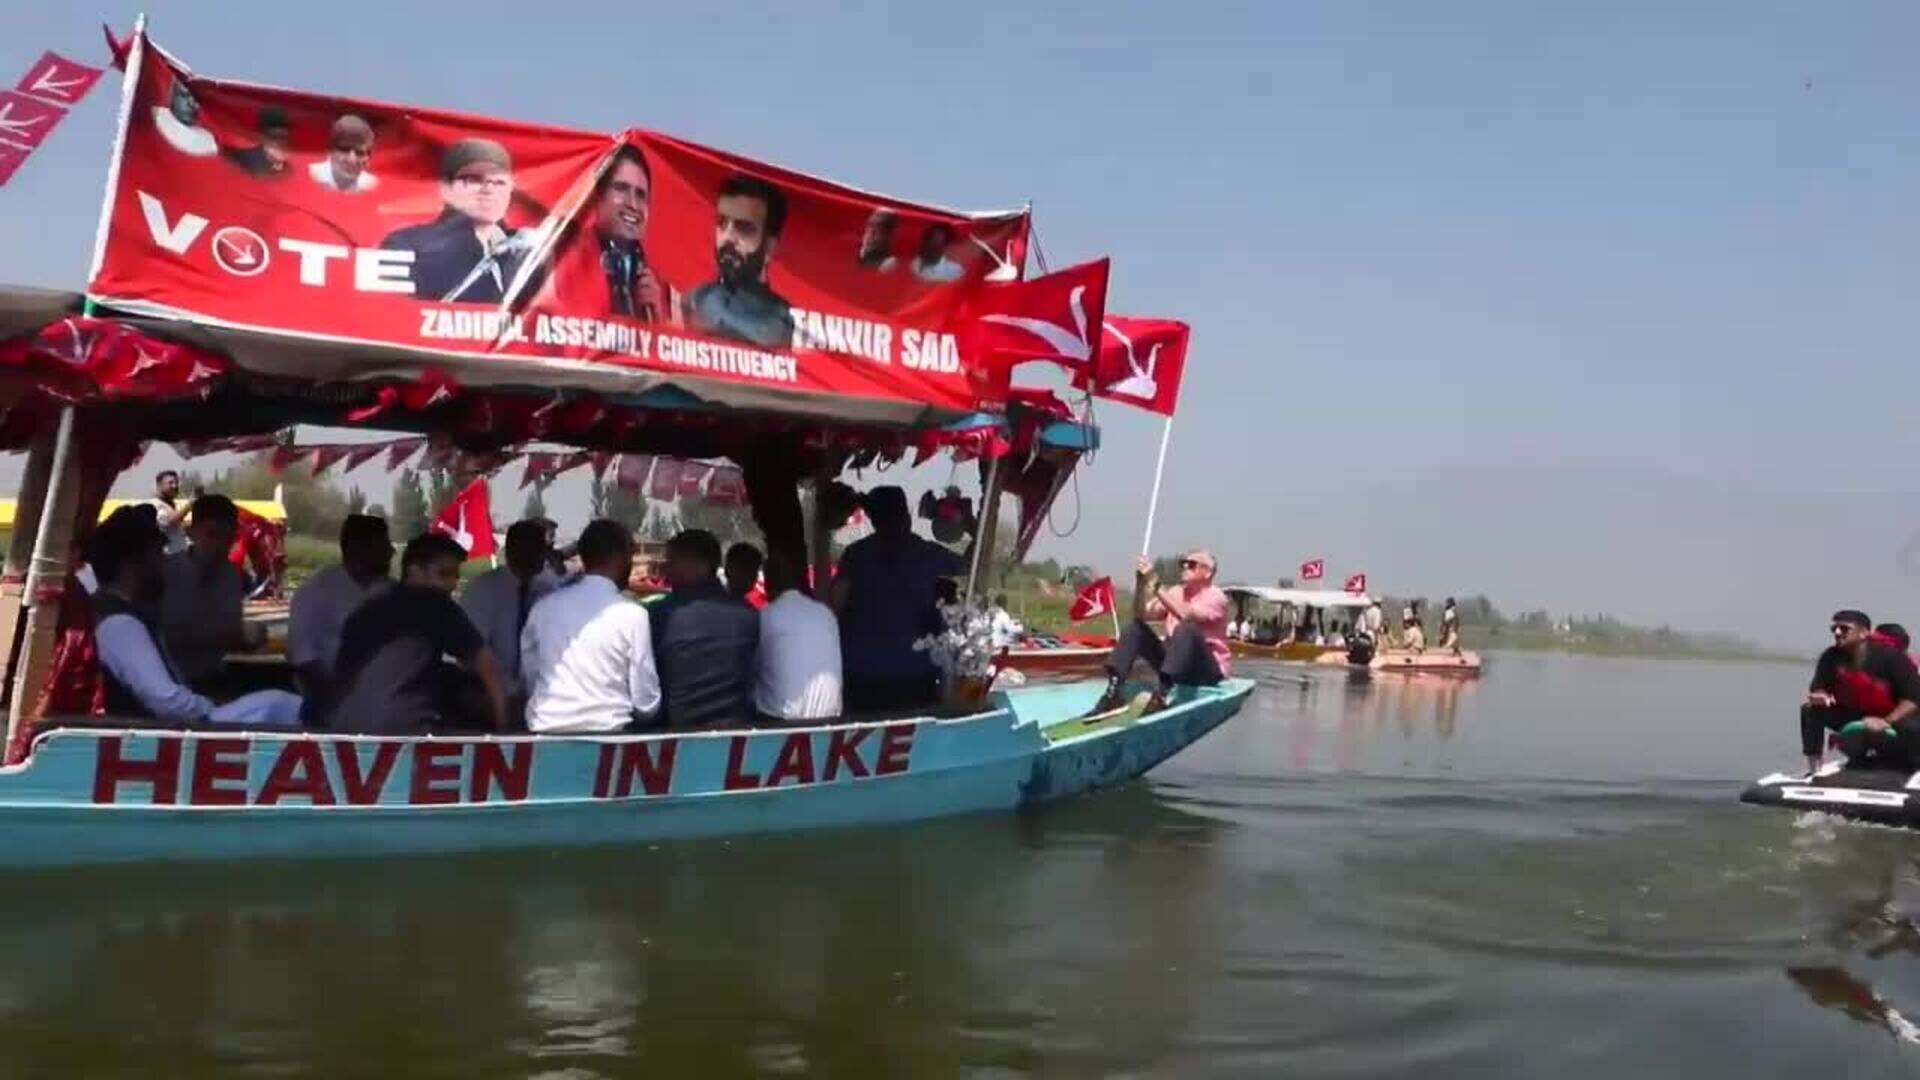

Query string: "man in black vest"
[[88, 506, 302, 727], [649, 529, 759, 729]]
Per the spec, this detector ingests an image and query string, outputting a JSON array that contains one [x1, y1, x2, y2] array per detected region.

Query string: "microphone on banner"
[[441, 224, 551, 304]]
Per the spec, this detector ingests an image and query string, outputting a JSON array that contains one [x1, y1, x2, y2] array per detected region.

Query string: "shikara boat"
[[0, 679, 1252, 867], [0, 24, 1250, 866], [1223, 585, 1375, 663], [1000, 633, 1115, 680]]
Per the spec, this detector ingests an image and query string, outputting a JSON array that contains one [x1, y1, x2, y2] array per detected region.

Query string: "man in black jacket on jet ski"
[[1802, 609, 1920, 775]]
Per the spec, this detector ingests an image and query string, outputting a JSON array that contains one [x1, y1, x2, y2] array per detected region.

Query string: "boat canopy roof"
[[1221, 585, 1374, 609]]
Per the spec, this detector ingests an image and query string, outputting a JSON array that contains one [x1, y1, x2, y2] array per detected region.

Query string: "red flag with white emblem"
[[1343, 573, 1367, 595], [17, 52, 104, 108], [969, 258, 1110, 389], [1076, 316, 1191, 417], [431, 478, 497, 560], [1300, 559, 1324, 581], [1069, 577, 1116, 623]]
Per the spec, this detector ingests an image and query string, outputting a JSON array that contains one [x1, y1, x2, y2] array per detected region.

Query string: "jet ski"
[[1741, 761, 1920, 827]]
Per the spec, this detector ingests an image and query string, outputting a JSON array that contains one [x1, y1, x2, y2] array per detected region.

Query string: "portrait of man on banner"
[[537, 144, 671, 322], [686, 173, 794, 348], [380, 138, 535, 305]]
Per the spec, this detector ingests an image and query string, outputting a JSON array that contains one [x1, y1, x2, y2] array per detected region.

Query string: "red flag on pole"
[[1077, 316, 1191, 417], [17, 52, 106, 108], [969, 258, 1111, 391], [1343, 573, 1367, 595], [1069, 577, 1117, 623], [431, 478, 496, 560], [1299, 559, 1325, 581]]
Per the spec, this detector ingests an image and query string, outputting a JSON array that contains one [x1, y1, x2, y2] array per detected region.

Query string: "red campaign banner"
[[87, 33, 1050, 416]]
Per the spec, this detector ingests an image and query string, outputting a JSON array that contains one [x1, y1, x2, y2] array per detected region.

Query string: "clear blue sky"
[[3, 2, 1917, 645]]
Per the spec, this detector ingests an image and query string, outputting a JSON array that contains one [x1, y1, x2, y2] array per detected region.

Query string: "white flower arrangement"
[[914, 602, 998, 681]]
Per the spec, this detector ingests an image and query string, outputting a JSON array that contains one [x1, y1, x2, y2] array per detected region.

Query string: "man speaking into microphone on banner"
[[539, 144, 667, 320], [382, 138, 531, 304]]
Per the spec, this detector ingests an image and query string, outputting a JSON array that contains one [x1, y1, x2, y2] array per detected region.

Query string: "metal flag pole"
[[963, 452, 1005, 606], [1138, 414, 1174, 558]]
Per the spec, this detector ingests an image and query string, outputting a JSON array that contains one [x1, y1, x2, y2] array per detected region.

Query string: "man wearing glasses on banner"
[[382, 138, 530, 304]]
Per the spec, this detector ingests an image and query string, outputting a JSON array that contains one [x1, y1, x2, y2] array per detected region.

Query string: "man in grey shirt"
[[685, 174, 794, 349], [159, 493, 260, 687]]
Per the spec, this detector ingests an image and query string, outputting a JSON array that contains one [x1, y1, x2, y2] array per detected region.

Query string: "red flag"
[[17, 52, 105, 108], [307, 445, 351, 477], [615, 453, 652, 493], [678, 462, 713, 499], [266, 445, 310, 476], [970, 258, 1110, 385], [341, 442, 387, 474], [1069, 577, 1116, 623], [431, 479, 497, 560], [520, 451, 560, 490], [707, 466, 746, 506], [1299, 559, 1324, 581], [385, 437, 425, 472], [1077, 316, 1191, 417], [102, 25, 133, 72], [0, 142, 29, 187], [648, 457, 684, 501], [1343, 573, 1367, 595], [0, 90, 67, 151]]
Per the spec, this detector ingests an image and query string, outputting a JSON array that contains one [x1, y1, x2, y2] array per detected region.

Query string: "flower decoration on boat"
[[914, 602, 997, 682]]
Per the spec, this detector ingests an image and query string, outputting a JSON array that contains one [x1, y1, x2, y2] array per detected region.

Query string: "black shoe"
[[1079, 688, 1125, 720], [1141, 692, 1170, 716]]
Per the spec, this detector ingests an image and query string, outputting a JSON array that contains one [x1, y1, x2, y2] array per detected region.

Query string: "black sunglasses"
[[1179, 558, 1204, 570], [1832, 624, 1859, 636]]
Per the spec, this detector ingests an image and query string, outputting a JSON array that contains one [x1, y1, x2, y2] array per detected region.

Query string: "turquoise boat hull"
[[0, 678, 1253, 866]]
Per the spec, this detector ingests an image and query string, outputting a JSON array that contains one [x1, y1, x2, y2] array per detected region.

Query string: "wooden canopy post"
[[808, 457, 833, 596], [963, 453, 1005, 607], [0, 428, 59, 710], [7, 406, 81, 747]]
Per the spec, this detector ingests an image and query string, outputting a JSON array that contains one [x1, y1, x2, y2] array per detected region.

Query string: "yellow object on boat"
[[0, 498, 287, 530]]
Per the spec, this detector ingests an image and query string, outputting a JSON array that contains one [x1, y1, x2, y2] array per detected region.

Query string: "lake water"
[[1, 651, 1916, 1077]]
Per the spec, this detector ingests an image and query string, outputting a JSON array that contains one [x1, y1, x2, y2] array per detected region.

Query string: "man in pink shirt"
[[1087, 549, 1231, 715]]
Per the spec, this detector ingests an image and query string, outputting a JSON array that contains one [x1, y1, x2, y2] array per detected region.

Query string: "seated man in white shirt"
[[755, 548, 842, 723], [288, 514, 393, 696], [89, 506, 302, 728], [521, 519, 661, 734], [459, 519, 558, 713]]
